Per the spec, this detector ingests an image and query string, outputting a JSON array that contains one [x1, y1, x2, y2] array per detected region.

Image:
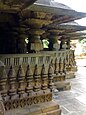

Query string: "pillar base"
[[71, 66, 77, 72], [5, 101, 61, 115], [66, 71, 75, 79], [54, 81, 71, 91], [66, 66, 77, 79]]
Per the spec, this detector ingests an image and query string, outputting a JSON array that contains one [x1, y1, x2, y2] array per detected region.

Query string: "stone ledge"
[[5, 101, 61, 115]]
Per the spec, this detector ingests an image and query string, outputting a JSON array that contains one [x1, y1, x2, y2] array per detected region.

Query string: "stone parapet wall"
[[0, 50, 75, 67], [0, 50, 76, 79], [0, 50, 76, 113]]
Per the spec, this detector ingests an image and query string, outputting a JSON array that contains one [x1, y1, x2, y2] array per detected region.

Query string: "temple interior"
[[0, 0, 86, 115]]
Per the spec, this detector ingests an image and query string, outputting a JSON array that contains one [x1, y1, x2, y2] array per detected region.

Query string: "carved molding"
[[4, 93, 52, 110]]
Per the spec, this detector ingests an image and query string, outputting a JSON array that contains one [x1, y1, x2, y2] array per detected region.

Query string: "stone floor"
[[53, 59, 86, 115]]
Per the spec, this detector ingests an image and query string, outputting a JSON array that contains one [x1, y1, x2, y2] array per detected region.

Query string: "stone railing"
[[0, 50, 76, 112], [0, 53, 51, 66], [0, 50, 75, 68], [0, 50, 76, 81]]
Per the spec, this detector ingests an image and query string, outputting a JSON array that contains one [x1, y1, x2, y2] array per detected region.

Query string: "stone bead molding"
[[4, 93, 52, 111]]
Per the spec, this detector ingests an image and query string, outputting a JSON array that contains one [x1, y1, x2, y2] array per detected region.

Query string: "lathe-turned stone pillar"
[[26, 19, 50, 53], [66, 39, 71, 49], [28, 29, 44, 52], [24, 12, 52, 52], [0, 23, 29, 54], [48, 30, 60, 51], [59, 37, 71, 50], [60, 38, 67, 50], [15, 25, 28, 53], [0, 24, 18, 54]]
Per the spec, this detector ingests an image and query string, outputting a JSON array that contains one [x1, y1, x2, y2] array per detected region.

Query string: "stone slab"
[[5, 101, 61, 115]]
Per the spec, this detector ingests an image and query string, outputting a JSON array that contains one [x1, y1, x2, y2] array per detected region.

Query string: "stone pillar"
[[16, 25, 28, 53], [48, 30, 60, 51], [23, 10, 52, 52], [0, 24, 18, 54], [24, 18, 46, 52], [66, 39, 71, 49], [60, 39, 67, 50], [28, 29, 44, 52], [60, 37, 71, 50], [0, 23, 29, 54]]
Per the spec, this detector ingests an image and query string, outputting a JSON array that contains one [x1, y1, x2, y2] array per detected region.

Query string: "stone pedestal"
[[54, 81, 71, 91], [54, 74, 71, 91], [5, 101, 61, 115], [66, 71, 75, 79]]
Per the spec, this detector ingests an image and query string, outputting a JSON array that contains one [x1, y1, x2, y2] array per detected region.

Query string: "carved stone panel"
[[0, 95, 5, 115]]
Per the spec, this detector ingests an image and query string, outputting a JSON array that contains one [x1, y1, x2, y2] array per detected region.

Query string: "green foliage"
[[79, 38, 86, 44], [42, 40, 49, 48]]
